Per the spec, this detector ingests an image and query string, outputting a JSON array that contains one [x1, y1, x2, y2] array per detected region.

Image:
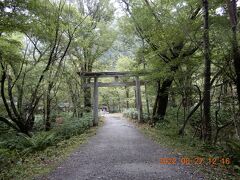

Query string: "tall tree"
[[226, 0, 240, 107], [225, 0, 240, 139], [71, 0, 116, 111], [0, 0, 82, 134], [202, 0, 212, 143], [121, 0, 200, 123]]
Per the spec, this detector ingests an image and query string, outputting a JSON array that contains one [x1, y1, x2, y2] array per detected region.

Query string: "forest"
[[0, 0, 240, 179]]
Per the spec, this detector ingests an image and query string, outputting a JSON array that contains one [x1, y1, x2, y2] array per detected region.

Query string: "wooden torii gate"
[[78, 72, 144, 126]]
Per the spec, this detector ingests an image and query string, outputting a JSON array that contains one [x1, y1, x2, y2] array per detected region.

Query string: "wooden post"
[[135, 76, 143, 122], [93, 77, 98, 126]]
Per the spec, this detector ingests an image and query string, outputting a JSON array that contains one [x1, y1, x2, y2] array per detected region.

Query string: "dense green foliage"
[[0, 118, 99, 180], [1, 0, 240, 178], [0, 113, 92, 177]]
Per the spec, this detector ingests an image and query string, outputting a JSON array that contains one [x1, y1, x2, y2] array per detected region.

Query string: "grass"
[[0, 118, 104, 180], [127, 118, 240, 180]]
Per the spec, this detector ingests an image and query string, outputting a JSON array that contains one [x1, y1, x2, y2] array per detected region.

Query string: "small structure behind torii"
[[78, 72, 144, 126]]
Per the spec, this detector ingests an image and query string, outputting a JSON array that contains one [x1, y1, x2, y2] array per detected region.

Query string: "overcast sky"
[[111, 0, 125, 18]]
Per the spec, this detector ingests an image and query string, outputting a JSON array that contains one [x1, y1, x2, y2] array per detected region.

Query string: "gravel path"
[[41, 114, 205, 180]]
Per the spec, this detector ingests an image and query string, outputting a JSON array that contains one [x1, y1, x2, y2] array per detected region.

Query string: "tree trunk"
[[68, 79, 80, 117], [84, 78, 92, 112], [25, 111, 35, 132], [152, 79, 173, 124], [152, 80, 160, 118], [0, 63, 32, 136], [155, 79, 173, 120], [82, 63, 93, 112], [17, 84, 24, 116], [145, 83, 150, 119], [227, 0, 240, 108], [202, 0, 212, 143], [45, 82, 53, 131]]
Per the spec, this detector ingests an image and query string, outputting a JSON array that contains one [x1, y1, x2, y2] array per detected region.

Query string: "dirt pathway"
[[42, 114, 204, 180]]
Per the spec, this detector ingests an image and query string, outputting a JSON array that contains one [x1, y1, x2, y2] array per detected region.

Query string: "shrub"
[[142, 113, 150, 122], [19, 132, 57, 155], [0, 113, 92, 156], [55, 116, 90, 140], [0, 132, 57, 155], [225, 140, 240, 172], [32, 115, 45, 131], [123, 108, 138, 119], [0, 122, 10, 135], [0, 148, 17, 170]]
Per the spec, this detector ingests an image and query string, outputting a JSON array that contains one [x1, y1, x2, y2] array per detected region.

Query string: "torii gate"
[[78, 72, 144, 126]]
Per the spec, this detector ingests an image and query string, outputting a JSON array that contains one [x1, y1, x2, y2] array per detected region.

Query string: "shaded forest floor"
[[128, 116, 240, 180], [0, 120, 103, 180], [2, 113, 239, 179]]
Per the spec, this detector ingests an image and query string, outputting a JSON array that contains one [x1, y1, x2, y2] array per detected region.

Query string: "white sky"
[[111, 0, 125, 18], [111, 0, 240, 17], [3, 0, 240, 16]]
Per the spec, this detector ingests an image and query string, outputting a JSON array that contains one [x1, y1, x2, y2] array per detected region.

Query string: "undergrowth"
[[123, 108, 240, 179], [0, 113, 100, 179]]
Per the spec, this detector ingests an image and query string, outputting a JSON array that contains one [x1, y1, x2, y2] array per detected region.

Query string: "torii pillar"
[[93, 77, 98, 126], [135, 76, 143, 122]]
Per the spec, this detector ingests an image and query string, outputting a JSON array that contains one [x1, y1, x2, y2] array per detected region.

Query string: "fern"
[[225, 140, 240, 169], [15, 132, 57, 155]]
